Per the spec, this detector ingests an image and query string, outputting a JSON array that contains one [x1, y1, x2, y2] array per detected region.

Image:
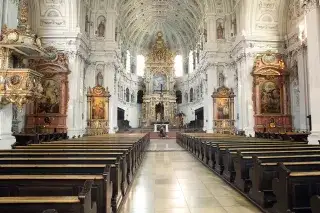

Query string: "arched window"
[[125, 88, 130, 102], [184, 93, 188, 103], [174, 55, 183, 77], [190, 88, 194, 102], [137, 55, 145, 76], [176, 90, 182, 104], [137, 90, 144, 104]]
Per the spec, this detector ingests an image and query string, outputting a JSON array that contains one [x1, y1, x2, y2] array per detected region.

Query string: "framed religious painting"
[[86, 86, 111, 135], [212, 86, 235, 134]]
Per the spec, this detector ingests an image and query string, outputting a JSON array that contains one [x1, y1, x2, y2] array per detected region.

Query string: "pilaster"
[[105, 61, 117, 134], [297, 47, 309, 131], [305, 5, 320, 144], [205, 64, 216, 133], [66, 52, 87, 137], [237, 54, 255, 136]]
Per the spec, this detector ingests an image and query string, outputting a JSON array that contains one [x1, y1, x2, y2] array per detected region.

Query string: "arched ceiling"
[[116, 0, 209, 55]]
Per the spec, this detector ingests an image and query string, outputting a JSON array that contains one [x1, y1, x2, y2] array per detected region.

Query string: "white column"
[[297, 48, 309, 131], [205, 65, 216, 133], [306, 6, 320, 144], [0, 0, 4, 30], [67, 53, 84, 137], [0, 104, 15, 149], [238, 55, 255, 136], [105, 62, 117, 133], [106, 10, 116, 42], [207, 14, 217, 43]]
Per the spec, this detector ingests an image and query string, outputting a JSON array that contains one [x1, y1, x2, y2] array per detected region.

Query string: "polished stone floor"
[[120, 139, 263, 213]]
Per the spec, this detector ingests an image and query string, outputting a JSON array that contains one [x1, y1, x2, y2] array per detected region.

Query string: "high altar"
[[141, 32, 177, 126]]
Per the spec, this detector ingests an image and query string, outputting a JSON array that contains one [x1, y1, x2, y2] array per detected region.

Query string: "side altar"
[[141, 32, 177, 126]]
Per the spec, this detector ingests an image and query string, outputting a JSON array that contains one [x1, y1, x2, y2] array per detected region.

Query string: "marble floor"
[[120, 139, 263, 213]]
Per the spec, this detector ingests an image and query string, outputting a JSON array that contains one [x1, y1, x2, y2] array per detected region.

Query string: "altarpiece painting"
[[212, 86, 235, 134], [252, 51, 292, 133]]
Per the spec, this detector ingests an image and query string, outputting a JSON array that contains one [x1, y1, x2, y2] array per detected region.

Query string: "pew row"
[[0, 180, 96, 213]]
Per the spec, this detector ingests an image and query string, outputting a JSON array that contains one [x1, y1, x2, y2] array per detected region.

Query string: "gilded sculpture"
[[86, 86, 111, 135], [212, 86, 235, 134], [142, 32, 177, 126]]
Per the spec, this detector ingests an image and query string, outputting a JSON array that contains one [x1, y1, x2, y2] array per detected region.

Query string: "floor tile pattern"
[[120, 139, 263, 213]]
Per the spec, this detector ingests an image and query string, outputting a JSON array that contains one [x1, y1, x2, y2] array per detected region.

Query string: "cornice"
[[303, 0, 319, 14]]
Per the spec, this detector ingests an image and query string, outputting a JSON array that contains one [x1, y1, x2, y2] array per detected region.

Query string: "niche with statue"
[[212, 86, 235, 134]]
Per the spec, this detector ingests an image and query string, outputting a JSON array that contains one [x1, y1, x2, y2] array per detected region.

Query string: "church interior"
[[1, 0, 320, 213]]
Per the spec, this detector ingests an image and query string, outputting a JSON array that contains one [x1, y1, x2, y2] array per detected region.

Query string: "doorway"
[[155, 103, 164, 122]]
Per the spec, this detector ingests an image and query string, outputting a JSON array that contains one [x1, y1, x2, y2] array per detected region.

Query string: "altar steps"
[[149, 131, 177, 139]]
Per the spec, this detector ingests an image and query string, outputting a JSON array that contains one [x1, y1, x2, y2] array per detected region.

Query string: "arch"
[[137, 90, 144, 104], [125, 88, 130, 102], [190, 88, 194, 102], [176, 90, 182, 104]]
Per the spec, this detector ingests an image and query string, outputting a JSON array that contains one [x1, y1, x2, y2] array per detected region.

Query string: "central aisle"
[[120, 139, 262, 213]]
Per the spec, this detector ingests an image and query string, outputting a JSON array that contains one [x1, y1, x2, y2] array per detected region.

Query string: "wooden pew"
[[1, 135, 149, 213], [234, 152, 320, 193], [272, 163, 320, 213], [220, 145, 320, 182], [249, 159, 320, 208], [311, 195, 320, 213], [0, 180, 96, 213], [0, 157, 125, 211], [0, 174, 110, 213]]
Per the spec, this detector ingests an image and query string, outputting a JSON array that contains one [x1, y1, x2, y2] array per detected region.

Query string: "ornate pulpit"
[[212, 86, 236, 134], [86, 86, 110, 135], [252, 51, 292, 133], [142, 32, 177, 126]]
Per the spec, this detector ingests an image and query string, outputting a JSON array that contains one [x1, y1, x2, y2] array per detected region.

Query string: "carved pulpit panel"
[[212, 86, 235, 134], [252, 51, 292, 133], [86, 86, 110, 135]]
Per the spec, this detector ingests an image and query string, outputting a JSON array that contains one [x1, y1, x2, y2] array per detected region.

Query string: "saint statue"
[[97, 20, 105, 37], [218, 72, 225, 87], [217, 23, 224, 39], [85, 14, 89, 33]]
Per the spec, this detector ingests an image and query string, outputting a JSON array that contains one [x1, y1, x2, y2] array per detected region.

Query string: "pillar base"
[[244, 128, 255, 137], [68, 129, 86, 138], [0, 134, 16, 149], [308, 131, 320, 145], [206, 129, 214, 133]]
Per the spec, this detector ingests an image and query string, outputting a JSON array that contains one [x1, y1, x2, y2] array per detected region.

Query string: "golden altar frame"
[[86, 86, 110, 135], [212, 86, 236, 134]]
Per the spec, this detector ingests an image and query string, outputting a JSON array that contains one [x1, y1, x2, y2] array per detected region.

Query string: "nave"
[[121, 139, 262, 213]]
